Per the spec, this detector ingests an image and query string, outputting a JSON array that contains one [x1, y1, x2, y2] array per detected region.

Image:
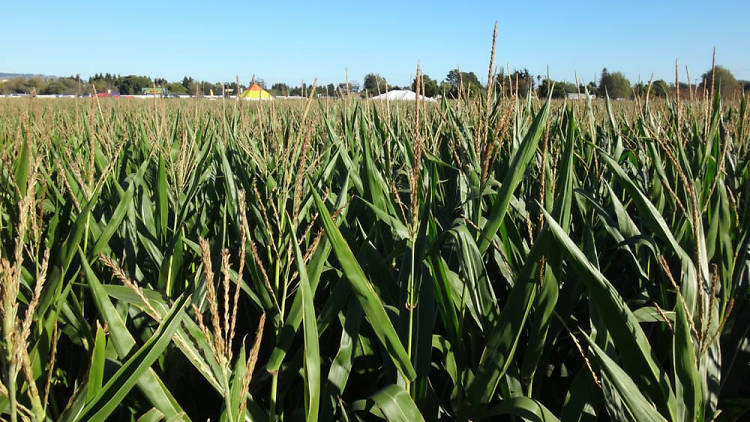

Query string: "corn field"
[[0, 89, 748, 421]]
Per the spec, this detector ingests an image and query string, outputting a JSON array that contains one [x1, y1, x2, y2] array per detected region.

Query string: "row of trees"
[[0, 74, 254, 96], [364, 69, 483, 98], [587, 66, 742, 99], [375, 66, 744, 100], [1, 67, 745, 98], [88, 74, 250, 96], [0, 75, 84, 96]]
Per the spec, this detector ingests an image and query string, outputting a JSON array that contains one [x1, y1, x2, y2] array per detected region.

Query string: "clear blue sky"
[[2, 0, 748, 87]]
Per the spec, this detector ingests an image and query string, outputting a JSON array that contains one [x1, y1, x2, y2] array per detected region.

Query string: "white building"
[[566, 93, 596, 100], [371, 90, 437, 102]]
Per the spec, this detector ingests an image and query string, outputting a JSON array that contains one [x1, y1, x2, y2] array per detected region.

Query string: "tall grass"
[[0, 83, 748, 421]]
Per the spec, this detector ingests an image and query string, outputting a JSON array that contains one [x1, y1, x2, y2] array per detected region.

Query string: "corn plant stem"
[[406, 240, 417, 394], [82, 201, 92, 323], [221, 375, 234, 422], [270, 372, 279, 419], [526, 379, 533, 397], [3, 278, 17, 422], [83, 213, 91, 255], [274, 256, 281, 292], [7, 364, 18, 422], [222, 201, 228, 251], [165, 218, 180, 297], [271, 259, 282, 418]]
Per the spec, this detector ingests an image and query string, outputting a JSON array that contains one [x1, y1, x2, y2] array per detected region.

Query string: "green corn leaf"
[[135, 408, 165, 422], [86, 323, 108, 403], [673, 293, 704, 422], [360, 197, 410, 240], [76, 294, 189, 422], [465, 396, 560, 422], [13, 133, 30, 196], [39, 198, 95, 315], [156, 154, 168, 241], [561, 367, 603, 422], [292, 220, 321, 422], [79, 250, 187, 420], [367, 384, 425, 422], [265, 176, 349, 373], [465, 231, 548, 406], [312, 187, 416, 381], [478, 96, 550, 253], [227, 346, 247, 422], [601, 152, 702, 313], [581, 331, 668, 422], [104, 285, 224, 392], [327, 304, 362, 397], [91, 181, 135, 257], [543, 208, 677, 420]]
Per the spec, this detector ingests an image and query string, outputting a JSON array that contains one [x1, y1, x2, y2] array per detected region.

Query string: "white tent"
[[371, 90, 437, 102]]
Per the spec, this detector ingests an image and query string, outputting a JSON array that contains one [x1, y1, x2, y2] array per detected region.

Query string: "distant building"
[[96, 91, 120, 98], [371, 90, 437, 102], [566, 93, 595, 100], [239, 83, 272, 100], [142, 87, 167, 96]]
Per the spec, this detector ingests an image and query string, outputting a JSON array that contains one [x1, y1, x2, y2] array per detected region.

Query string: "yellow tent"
[[240, 83, 272, 100]]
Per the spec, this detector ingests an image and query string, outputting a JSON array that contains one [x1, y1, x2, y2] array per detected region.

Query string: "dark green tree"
[[182, 76, 194, 89], [497, 68, 534, 96], [634, 80, 670, 97], [537, 79, 577, 98], [40, 81, 65, 95], [92, 79, 113, 94], [221, 82, 242, 96], [599, 68, 631, 98], [363, 74, 387, 95], [652, 80, 670, 97], [444, 69, 482, 97], [411, 74, 439, 97], [116, 75, 152, 95], [198, 81, 220, 96], [585, 81, 598, 96], [167, 82, 188, 95], [270, 83, 289, 96], [701, 66, 740, 96]]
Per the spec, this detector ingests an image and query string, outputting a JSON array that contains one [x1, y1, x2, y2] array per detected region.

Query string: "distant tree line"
[[358, 66, 745, 100], [1, 66, 746, 98], [0, 75, 85, 96]]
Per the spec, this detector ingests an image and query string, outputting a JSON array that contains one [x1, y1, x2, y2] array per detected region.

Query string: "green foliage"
[[268, 83, 290, 96], [167, 82, 188, 95], [40, 81, 66, 95], [411, 74, 440, 97], [599, 68, 632, 98], [497, 68, 535, 97], [701, 65, 741, 96], [444, 68, 483, 97], [0, 90, 747, 422], [115, 75, 153, 95], [634, 80, 670, 97], [364, 73, 388, 95], [537, 79, 578, 98], [0, 75, 83, 95]]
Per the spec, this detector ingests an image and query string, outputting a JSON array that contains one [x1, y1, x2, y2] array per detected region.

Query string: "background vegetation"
[[4, 65, 748, 99], [0, 76, 748, 421]]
